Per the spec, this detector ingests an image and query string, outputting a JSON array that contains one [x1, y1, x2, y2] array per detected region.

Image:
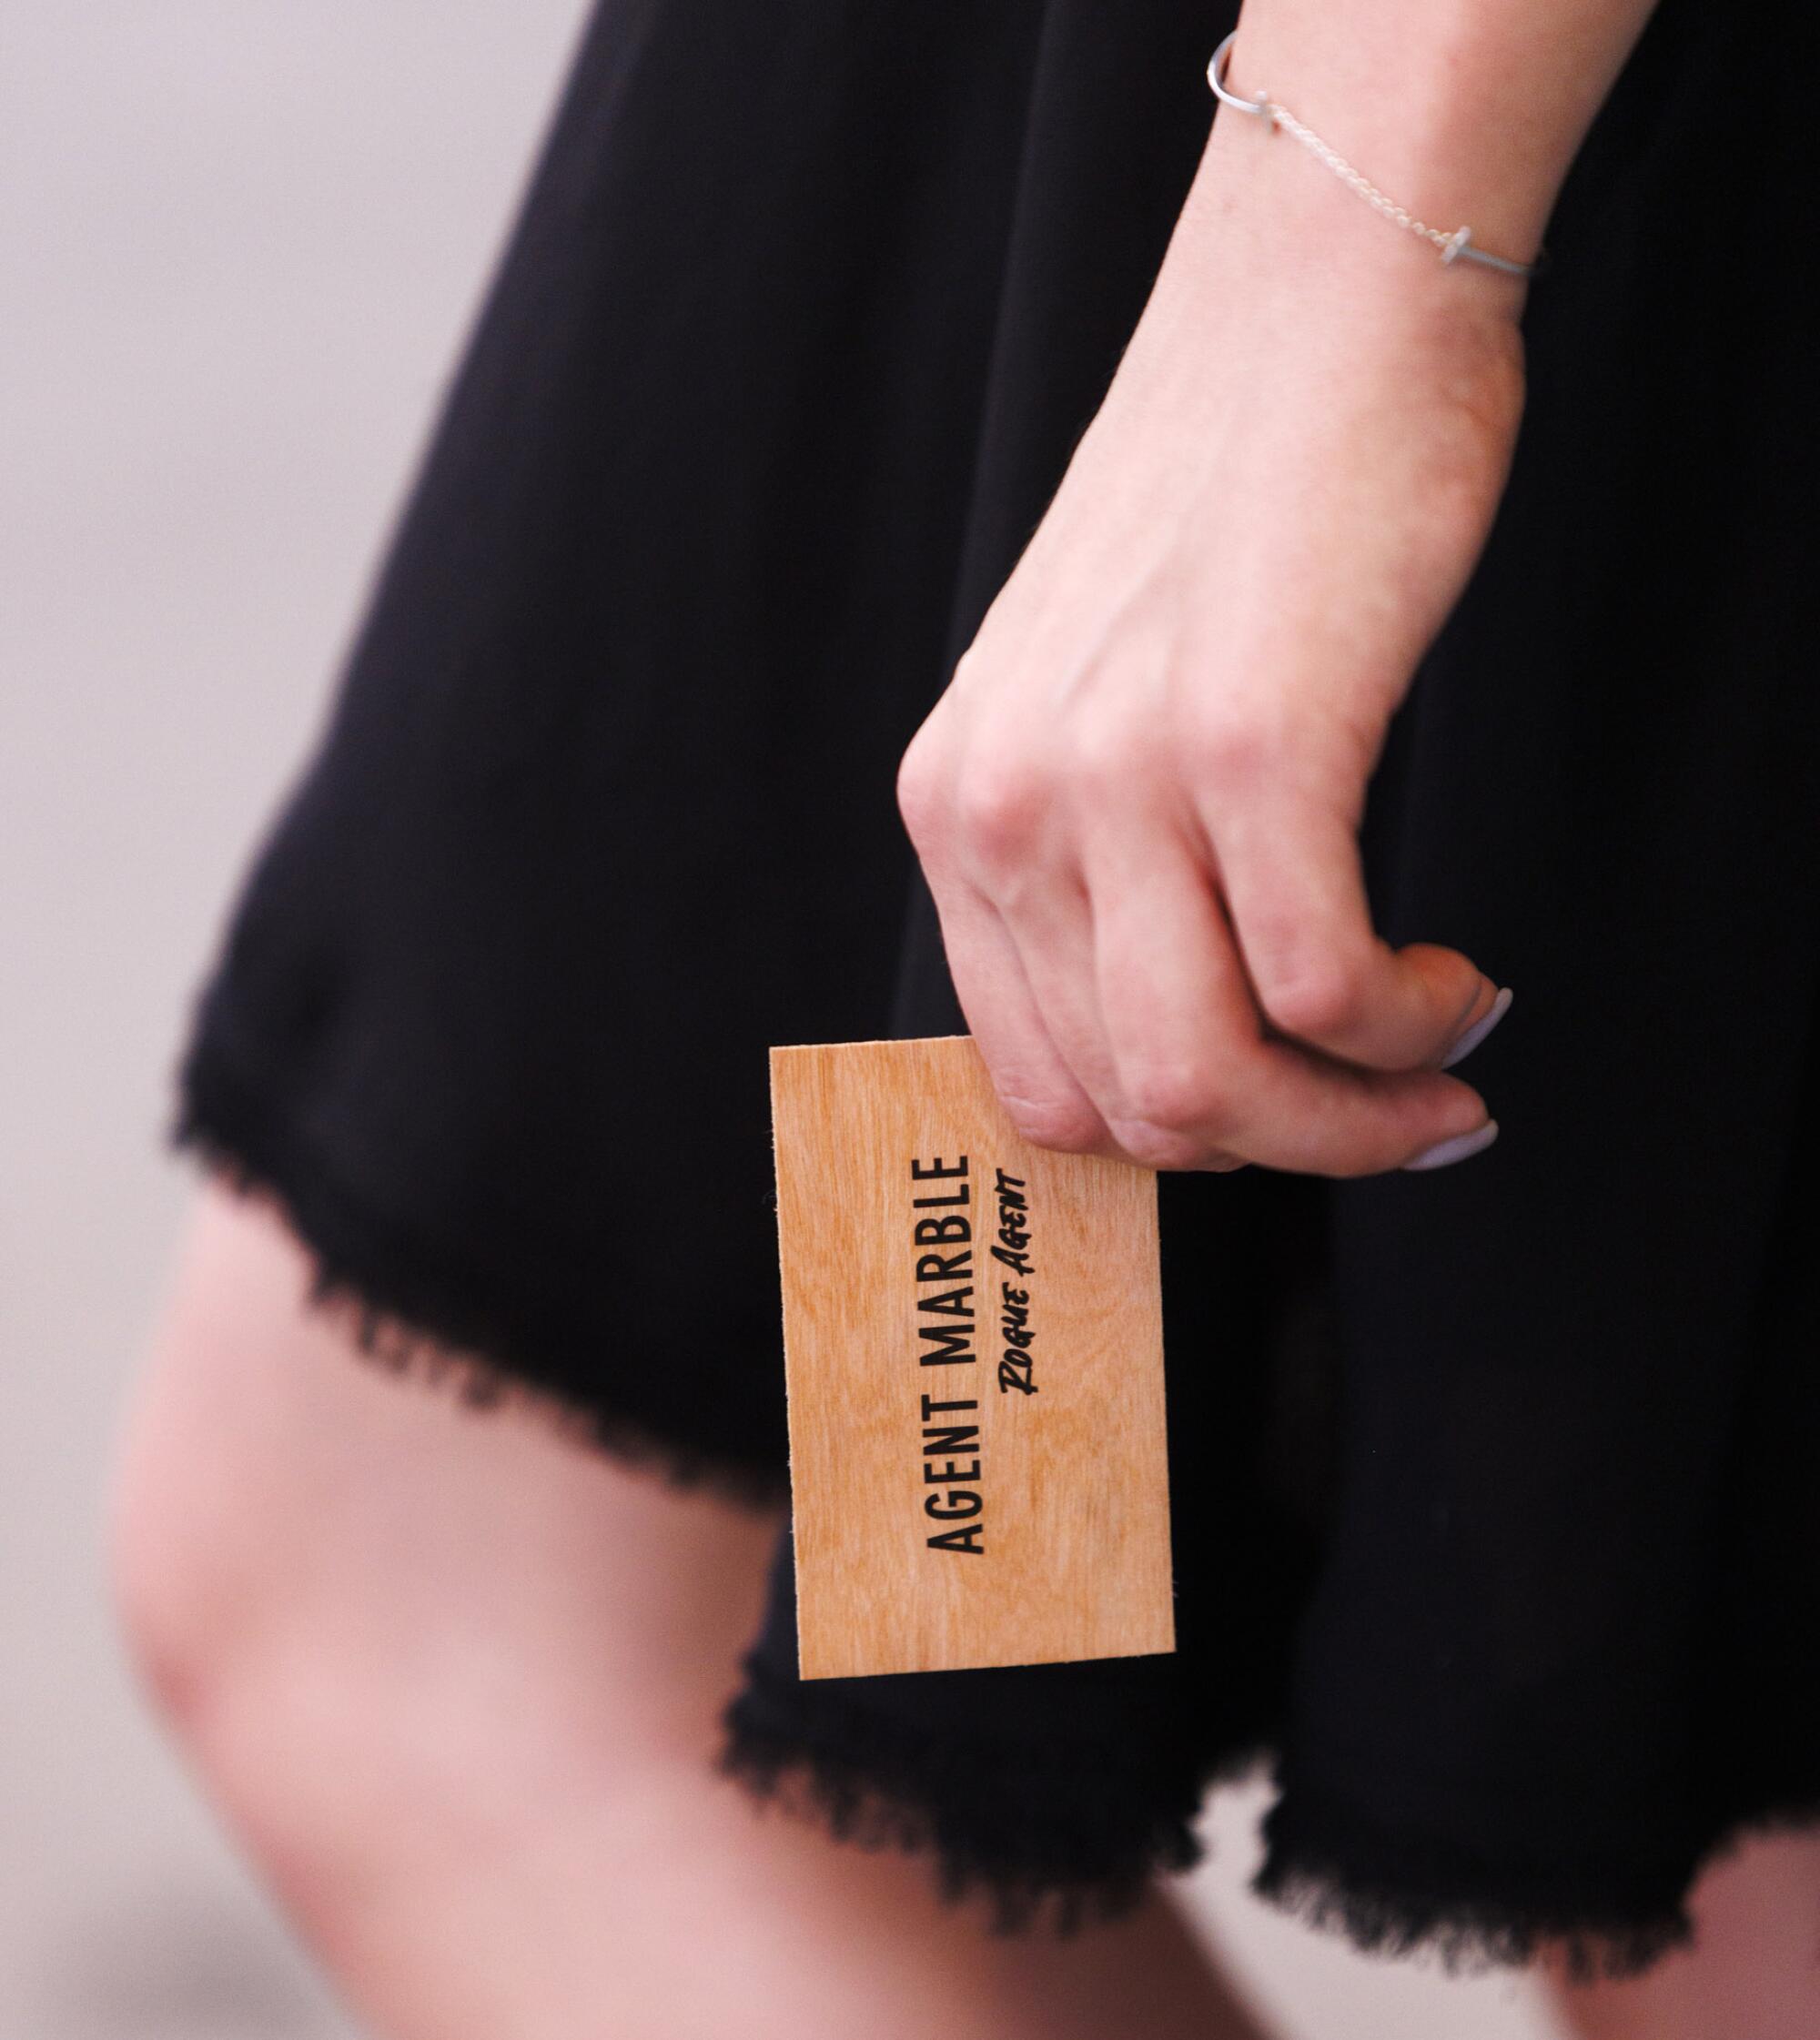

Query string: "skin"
[[895, 3, 1662, 1177], [1544, 1833, 1820, 2040], [110, 1, 1819, 2031], [900, 7, 1820, 2021], [111, 1188, 1820, 2035], [109, 1186, 1272, 2040], [897, 148, 1524, 1175]]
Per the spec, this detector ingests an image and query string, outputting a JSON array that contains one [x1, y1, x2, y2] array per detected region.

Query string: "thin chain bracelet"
[[1206, 31, 1542, 278]]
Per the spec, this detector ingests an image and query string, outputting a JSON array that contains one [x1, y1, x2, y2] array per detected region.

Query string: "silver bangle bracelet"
[[1206, 31, 1543, 279]]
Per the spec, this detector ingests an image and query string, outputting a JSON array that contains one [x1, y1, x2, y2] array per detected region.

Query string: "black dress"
[[176, 0, 1820, 1978]]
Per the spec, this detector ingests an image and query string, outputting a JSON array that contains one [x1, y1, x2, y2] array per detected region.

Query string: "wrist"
[[1114, 119, 1529, 489], [1156, 104, 1535, 385], [1178, 80, 1545, 311], [1178, 0, 1663, 299], [1207, 15, 1572, 268]]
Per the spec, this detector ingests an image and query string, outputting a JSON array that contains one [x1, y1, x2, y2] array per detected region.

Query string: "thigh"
[[113, 1183, 1269, 2040], [110, 1178, 785, 1764]]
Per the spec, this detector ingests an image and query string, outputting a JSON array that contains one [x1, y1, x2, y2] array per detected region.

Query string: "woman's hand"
[[895, 115, 1527, 1177]]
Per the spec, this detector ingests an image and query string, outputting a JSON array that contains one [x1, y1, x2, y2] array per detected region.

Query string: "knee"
[[107, 1181, 784, 1920], [102, 1199, 440, 1875], [106, 1311, 456, 1884], [106, 1331, 256, 1743], [106, 1190, 303, 1741], [106, 1188, 747, 1874], [106, 1357, 327, 1859]]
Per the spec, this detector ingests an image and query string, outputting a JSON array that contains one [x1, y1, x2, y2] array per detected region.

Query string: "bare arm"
[[895, 0, 1661, 1177]]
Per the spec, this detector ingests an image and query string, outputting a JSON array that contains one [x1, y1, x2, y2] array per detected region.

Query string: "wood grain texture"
[[770, 1035, 1175, 1680]]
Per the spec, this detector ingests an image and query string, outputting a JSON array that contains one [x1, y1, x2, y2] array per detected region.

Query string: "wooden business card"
[[769, 1035, 1175, 1680]]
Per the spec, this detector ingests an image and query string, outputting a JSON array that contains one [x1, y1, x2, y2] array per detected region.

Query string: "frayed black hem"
[[172, 1033, 790, 1516], [165, 1016, 1820, 1984], [714, 1688, 1208, 1938], [1250, 1843, 1694, 1984], [1250, 1776, 1820, 1983], [717, 1692, 1820, 1978]]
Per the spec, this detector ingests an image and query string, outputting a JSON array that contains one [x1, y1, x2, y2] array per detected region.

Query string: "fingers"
[[1075, 823, 1259, 1171], [913, 805, 1253, 1171], [1080, 821, 1494, 1177], [1201, 770, 1493, 1071], [918, 873, 1115, 1158], [900, 716, 1502, 1180], [986, 836, 1253, 1174]]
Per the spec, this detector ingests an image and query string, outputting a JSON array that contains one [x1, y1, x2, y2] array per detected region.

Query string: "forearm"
[[1180, 0, 1662, 289]]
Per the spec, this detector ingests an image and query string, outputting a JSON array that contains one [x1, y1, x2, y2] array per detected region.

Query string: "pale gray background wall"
[[1, 6, 1562, 2034]]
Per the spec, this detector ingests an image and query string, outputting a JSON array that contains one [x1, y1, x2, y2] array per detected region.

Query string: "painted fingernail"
[[1441, 985, 1513, 1069], [1403, 1119, 1501, 1171]]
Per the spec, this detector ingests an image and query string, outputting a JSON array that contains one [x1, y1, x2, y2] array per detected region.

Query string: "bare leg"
[[108, 1183, 1271, 2040], [1546, 1833, 1820, 2040]]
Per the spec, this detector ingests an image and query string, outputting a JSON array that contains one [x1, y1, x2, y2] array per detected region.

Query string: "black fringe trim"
[[714, 1668, 1218, 1939], [173, 1036, 790, 1516], [167, 1025, 1820, 1981], [1251, 1772, 1820, 1982], [1251, 1806, 1694, 1984], [721, 1684, 1820, 1977]]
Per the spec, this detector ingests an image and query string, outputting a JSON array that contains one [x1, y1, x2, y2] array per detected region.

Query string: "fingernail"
[[1403, 1119, 1500, 1171], [1441, 985, 1513, 1069]]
